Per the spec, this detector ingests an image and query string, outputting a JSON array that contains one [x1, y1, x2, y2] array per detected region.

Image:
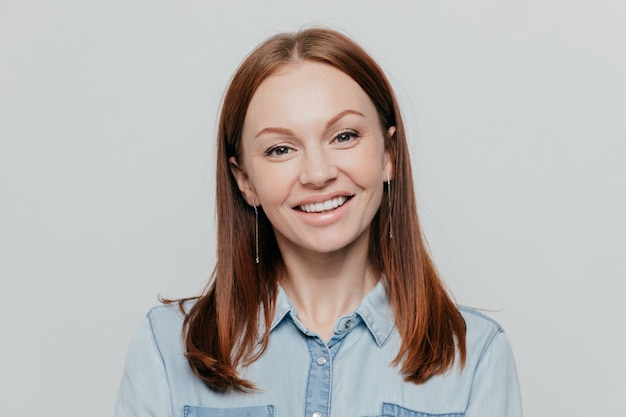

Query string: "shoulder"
[[145, 300, 195, 333], [139, 301, 195, 357], [457, 306, 515, 369], [146, 302, 188, 329], [458, 306, 503, 335]]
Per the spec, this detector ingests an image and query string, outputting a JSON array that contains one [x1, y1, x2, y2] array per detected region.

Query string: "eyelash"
[[334, 130, 360, 144], [264, 130, 360, 157], [265, 145, 292, 157]]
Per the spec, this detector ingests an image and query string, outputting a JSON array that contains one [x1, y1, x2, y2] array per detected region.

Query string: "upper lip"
[[292, 192, 354, 209]]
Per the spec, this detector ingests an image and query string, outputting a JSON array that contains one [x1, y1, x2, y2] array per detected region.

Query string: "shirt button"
[[316, 356, 327, 366], [312, 412, 323, 417], [344, 319, 351, 329]]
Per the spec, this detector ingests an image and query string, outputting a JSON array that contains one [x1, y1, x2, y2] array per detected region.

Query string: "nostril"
[[299, 166, 339, 187], [299, 152, 339, 185]]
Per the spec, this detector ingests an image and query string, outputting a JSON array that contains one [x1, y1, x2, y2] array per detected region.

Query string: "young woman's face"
[[231, 61, 394, 258]]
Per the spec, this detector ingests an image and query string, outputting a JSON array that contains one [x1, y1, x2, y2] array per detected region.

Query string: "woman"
[[116, 28, 522, 417]]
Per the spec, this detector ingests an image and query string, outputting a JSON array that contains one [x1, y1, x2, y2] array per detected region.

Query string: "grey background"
[[1, 0, 625, 415]]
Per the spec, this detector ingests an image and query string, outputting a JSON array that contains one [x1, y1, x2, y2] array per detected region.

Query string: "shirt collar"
[[268, 286, 294, 332], [353, 281, 396, 347], [265, 280, 396, 348]]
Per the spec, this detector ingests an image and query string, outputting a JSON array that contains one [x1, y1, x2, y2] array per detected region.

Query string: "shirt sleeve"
[[465, 331, 523, 417], [115, 316, 173, 417]]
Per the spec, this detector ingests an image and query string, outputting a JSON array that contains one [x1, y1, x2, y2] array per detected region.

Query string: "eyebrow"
[[254, 109, 365, 139], [325, 109, 365, 129], [255, 126, 294, 139]]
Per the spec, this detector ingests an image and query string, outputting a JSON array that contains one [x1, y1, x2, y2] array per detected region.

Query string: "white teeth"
[[299, 196, 348, 213]]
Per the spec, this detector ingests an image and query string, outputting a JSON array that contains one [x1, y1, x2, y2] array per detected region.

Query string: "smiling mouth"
[[298, 196, 349, 213]]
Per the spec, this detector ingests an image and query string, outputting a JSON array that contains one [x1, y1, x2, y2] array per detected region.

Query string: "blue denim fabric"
[[116, 282, 522, 417]]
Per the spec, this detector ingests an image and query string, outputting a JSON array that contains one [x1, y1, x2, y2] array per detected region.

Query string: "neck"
[[277, 238, 378, 341]]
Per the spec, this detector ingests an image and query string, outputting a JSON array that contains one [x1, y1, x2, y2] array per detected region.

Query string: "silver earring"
[[387, 173, 393, 238], [253, 199, 260, 264]]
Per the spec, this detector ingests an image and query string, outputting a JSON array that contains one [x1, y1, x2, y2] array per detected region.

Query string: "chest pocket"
[[368, 402, 465, 417], [183, 405, 275, 417]]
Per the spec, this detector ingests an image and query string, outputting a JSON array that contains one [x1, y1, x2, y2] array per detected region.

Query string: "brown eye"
[[335, 131, 359, 143], [266, 146, 292, 157]]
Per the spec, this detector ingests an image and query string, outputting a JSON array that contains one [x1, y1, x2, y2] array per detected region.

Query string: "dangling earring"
[[387, 173, 393, 238], [253, 199, 260, 264]]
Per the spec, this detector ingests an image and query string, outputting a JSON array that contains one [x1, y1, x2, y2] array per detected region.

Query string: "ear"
[[384, 126, 396, 180], [229, 156, 258, 206]]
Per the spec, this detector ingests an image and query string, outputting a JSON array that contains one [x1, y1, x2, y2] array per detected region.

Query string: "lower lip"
[[295, 198, 352, 226]]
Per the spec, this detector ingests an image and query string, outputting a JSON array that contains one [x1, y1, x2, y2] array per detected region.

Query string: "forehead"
[[244, 61, 379, 127]]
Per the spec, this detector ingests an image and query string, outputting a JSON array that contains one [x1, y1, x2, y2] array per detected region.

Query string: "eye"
[[334, 130, 359, 144], [265, 145, 293, 157]]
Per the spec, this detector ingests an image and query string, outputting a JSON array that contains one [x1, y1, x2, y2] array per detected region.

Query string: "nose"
[[299, 148, 338, 187]]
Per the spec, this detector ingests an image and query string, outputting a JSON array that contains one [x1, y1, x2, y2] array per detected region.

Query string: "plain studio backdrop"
[[1, 1, 624, 415]]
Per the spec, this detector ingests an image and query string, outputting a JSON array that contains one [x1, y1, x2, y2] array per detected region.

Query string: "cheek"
[[349, 147, 386, 185], [248, 165, 293, 206]]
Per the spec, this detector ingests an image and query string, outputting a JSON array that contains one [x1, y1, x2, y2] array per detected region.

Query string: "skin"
[[230, 61, 395, 340]]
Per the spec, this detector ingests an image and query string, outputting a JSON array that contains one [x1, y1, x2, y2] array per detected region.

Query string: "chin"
[[302, 234, 367, 255]]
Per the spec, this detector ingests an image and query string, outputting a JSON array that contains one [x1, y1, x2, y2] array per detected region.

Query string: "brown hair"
[[179, 27, 466, 391]]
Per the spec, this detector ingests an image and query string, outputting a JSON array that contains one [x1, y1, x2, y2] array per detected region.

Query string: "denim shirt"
[[116, 282, 522, 417]]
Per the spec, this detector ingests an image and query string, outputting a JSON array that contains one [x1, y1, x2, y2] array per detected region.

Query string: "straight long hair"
[[179, 28, 466, 391]]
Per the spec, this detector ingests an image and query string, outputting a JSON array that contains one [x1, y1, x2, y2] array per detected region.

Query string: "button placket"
[[304, 334, 348, 417]]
